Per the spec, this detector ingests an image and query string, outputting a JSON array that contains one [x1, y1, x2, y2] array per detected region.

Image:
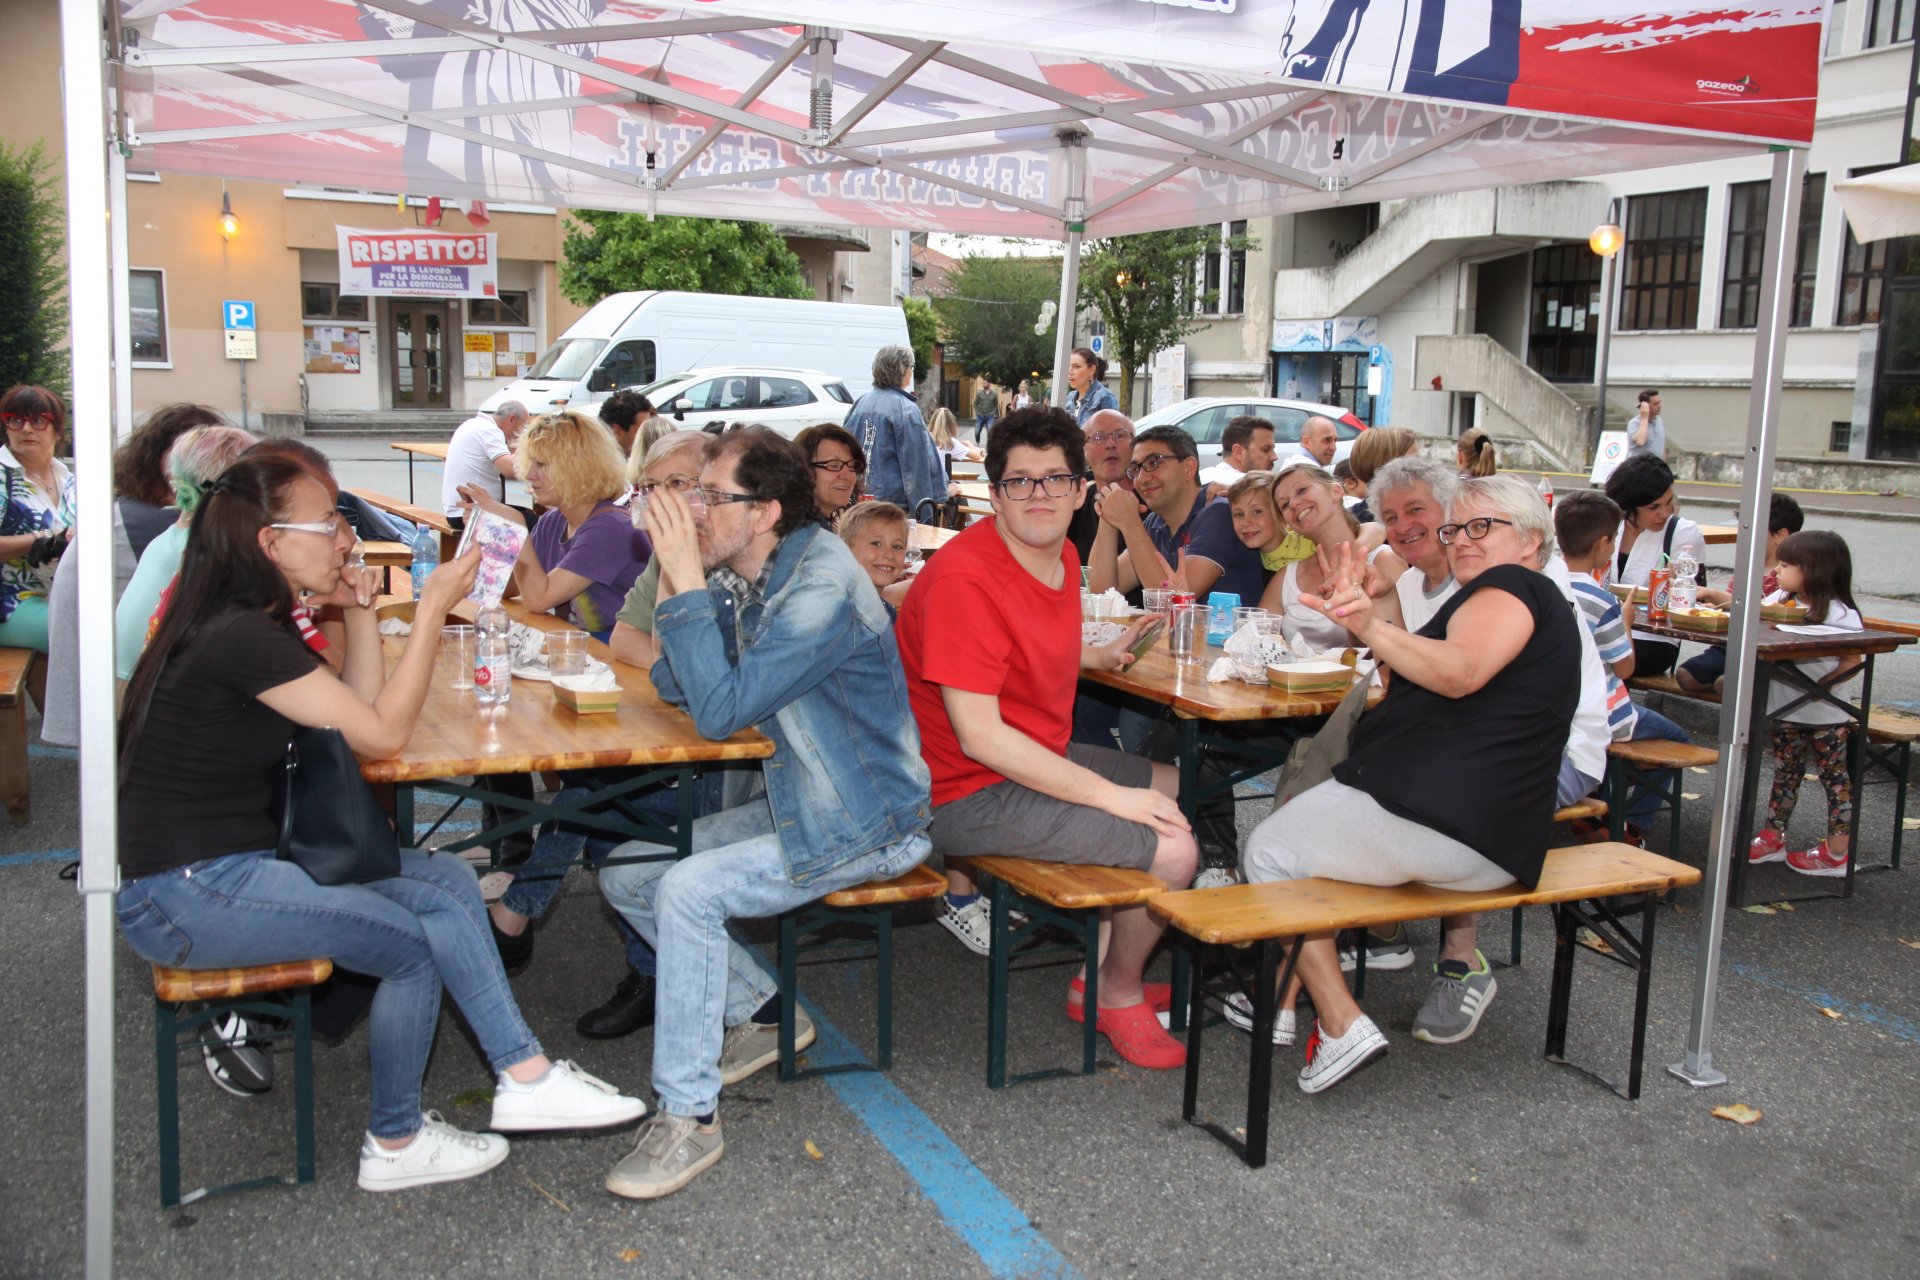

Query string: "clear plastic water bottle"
[[474, 604, 512, 713], [1669, 551, 1699, 611], [409, 523, 438, 600], [1538, 474, 1554, 509]]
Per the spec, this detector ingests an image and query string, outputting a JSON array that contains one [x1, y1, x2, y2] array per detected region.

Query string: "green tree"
[[1079, 225, 1256, 412], [900, 295, 938, 379], [0, 142, 70, 397], [559, 211, 811, 305], [929, 253, 1062, 388]]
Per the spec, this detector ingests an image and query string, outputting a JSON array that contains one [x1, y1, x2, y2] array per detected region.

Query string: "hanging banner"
[[337, 228, 499, 299]]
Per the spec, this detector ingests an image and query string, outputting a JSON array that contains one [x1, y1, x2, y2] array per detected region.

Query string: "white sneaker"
[[358, 1111, 509, 1192], [490, 1060, 646, 1133], [1298, 1015, 1390, 1095], [1221, 991, 1295, 1045], [936, 896, 993, 956], [1192, 867, 1240, 891]]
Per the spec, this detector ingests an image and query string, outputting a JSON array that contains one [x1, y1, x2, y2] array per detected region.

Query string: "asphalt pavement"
[[3, 441, 1918, 1277]]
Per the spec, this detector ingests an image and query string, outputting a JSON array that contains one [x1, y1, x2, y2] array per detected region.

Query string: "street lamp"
[[218, 185, 239, 240], [1590, 198, 1624, 447], [1114, 269, 1131, 287]]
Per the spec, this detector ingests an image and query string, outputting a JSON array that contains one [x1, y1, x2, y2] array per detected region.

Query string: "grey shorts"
[[930, 743, 1159, 871]]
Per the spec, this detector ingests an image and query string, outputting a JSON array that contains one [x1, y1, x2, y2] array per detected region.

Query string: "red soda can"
[[1169, 590, 1196, 610], [1647, 568, 1671, 624]]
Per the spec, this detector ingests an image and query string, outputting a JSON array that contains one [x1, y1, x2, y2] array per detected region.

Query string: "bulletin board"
[[304, 325, 364, 373], [464, 330, 535, 379]]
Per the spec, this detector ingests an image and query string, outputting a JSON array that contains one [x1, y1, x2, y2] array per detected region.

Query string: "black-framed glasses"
[[1436, 516, 1516, 545], [810, 459, 861, 473], [695, 486, 758, 508], [1086, 429, 1132, 445], [1123, 452, 1182, 481], [995, 473, 1084, 501]]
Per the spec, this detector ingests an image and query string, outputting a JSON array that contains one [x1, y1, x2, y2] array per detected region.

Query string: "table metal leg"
[[1729, 662, 1772, 908], [1843, 656, 1875, 898]]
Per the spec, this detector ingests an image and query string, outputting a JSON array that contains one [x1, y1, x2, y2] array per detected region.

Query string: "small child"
[[1749, 530, 1864, 878], [1678, 492, 1804, 695], [1555, 491, 1694, 837], [839, 500, 913, 612], [1331, 458, 1372, 523]]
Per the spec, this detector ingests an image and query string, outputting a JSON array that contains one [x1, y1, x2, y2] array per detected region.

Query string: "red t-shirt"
[[895, 518, 1082, 807]]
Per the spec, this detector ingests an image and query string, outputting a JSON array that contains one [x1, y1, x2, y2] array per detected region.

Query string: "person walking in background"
[[1628, 389, 1666, 459], [1456, 427, 1497, 477], [845, 345, 947, 523], [1014, 379, 1034, 412], [972, 376, 999, 441]]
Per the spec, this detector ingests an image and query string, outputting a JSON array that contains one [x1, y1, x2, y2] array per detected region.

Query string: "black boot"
[[491, 917, 534, 972], [576, 970, 655, 1039]]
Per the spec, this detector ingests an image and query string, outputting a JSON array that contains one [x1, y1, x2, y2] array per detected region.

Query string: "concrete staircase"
[[1272, 182, 1610, 320], [304, 411, 466, 439], [1412, 334, 1591, 471]]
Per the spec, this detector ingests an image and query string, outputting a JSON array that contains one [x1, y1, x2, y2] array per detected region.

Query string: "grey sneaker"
[[604, 1111, 724, 1201], [719, 1009, 814, 1086], [1337, 925, 1415, 973], [1410, 950, 1497, 1045]]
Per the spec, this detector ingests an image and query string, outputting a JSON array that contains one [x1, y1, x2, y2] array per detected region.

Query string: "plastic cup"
[[548, 629, 589, 678], [1169, 604, 1204, 662], [440, 626, 476, 690], [1233, 606, 1268, 636], [1143, 587, 1173, 613]]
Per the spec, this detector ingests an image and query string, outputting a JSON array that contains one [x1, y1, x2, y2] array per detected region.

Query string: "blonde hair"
[[838, 500, 908, 545], [1457, 428, 1497, 478], [515, 409, 627, 509], [928, 406, 961, 451], [1226, 469, 1277, 508], [1271, 463, 1358, 535], [1349, 427, 1417, 483]]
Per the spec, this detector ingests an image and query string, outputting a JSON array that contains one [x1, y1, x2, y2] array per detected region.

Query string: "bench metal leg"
[[1544, 907, 1579, 1064], [291, 989, 317, 1188], [777, 911, 801, 1083], [1625, 893, 1659, 1100], [1180, 936, 1206, 1124], [986, 887, 1011, 1089], [1166, 944, 1189, 1033], [156, 997, 182, 1209], [1510, 906, 1524, 966], [1546, 893, 1659, 1100], [876, 909, 896, 1071]]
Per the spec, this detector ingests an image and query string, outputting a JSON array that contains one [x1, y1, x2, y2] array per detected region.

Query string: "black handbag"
[[271, 726, 402, 884]]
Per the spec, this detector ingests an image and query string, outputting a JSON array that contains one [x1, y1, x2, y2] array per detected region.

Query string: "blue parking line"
[[1663, 933, 1920, 1044], [797, 994, 1082, 1280], [28, 743, 76, 760], [0, 848, 75, 868]]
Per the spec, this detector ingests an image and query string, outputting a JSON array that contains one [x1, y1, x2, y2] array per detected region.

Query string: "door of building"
[[1526, 244, 1600, 382], [1325, 352, 1376, 426], [387, 300, 454, 409]]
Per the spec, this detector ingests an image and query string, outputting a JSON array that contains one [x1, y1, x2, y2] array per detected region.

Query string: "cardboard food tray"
[[1267, 660, 1357, 693], [553, 681, 621, 714], [1759, 602, 1809, 623], [1666, 608, 1730, 634]]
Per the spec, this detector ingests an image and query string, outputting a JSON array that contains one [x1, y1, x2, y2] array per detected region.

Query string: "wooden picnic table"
[[390, 441, 449, 505], [1628, 608, 1915, 905], [908, 521, 960, 552], [1699, 524, 1738, 545], [360, 600, 772, 862]]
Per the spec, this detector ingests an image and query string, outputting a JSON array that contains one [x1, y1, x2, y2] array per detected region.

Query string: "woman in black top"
[[1239, 474, 1579, 1095], [114, 454, 645, 1193]]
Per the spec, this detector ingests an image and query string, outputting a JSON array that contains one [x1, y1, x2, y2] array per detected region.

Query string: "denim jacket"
[[651, 524, 932, 884], [1067, 380, 1118, 427], [844, 386, 944, 521]]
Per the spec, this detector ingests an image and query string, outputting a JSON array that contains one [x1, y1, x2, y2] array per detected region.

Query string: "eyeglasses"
[[2, 413, 57, 431], [995, 473, 1084, 501], [1086, 430, 1132, 445], [1436, 516, 1516, 545], [695, 487, 757, 508], [635, 474, 699, 498], [269, 517, 346, 539], [1123, 453, 1182, 481], [810, 459, 862, 474]]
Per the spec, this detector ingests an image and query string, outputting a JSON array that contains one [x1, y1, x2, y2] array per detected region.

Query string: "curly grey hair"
[[871, 344, 915, 390], [1371, 455, 1458, 509]]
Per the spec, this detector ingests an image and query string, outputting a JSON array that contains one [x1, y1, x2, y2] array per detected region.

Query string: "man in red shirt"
[[895, 407, 1197, 1070]]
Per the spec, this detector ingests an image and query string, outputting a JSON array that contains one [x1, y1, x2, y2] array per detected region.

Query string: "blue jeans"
[[1623, 703, 1691, 829], [599, 798, 930, 1117], [115, 849, 542, 1139]]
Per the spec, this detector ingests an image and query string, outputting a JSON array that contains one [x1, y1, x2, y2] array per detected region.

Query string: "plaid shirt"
[[706, 562, 771, 613]]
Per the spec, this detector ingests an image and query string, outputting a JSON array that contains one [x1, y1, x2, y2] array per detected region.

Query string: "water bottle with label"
[[474, 604, 512, 713], [409, 523, 438, 600], [1669, 551, 1699, 612]]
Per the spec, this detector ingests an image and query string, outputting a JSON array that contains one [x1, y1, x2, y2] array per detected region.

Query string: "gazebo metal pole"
[[1669, 144, 1804, 1089], [1050, 131, 1087, 409], [62, 0, 123, 1273]]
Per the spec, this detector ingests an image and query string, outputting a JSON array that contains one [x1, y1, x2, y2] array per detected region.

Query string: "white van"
[[481, 291, 908, 414]]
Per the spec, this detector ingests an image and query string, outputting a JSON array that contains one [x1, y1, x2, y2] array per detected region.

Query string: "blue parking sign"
[[223, 300, 256, 331]]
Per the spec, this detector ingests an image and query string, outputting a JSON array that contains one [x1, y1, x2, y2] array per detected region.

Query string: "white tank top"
[[1281, 544, 1390, 653]]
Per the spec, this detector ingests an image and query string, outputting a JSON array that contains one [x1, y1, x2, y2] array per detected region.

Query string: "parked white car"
[[1133, 396, 1368, 471], [634, 367, 855, 438]]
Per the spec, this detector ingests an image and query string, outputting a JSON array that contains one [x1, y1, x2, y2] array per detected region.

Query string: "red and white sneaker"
[[1785, 840, 1849, 878], [1748, 829, 1787, 865]]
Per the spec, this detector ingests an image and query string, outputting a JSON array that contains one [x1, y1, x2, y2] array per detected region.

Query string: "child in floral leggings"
[[1747, 531, 1863, 878]]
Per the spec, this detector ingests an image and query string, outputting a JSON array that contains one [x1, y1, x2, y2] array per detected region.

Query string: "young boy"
[[840, 500, 914, 611], [1554, 490, 1692, 837], [1677, 492, 1804, 695]]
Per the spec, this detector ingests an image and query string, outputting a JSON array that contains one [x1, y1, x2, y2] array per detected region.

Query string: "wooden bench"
[[1605, 738, 1721, 851], [775, 863, 947, 1081], [945, 854, 1175, 1088], [0, 647, 40, 825], [1866, 706, 1920, 869], [1151, 843, 1700, 1168], [348, 488, 459, 562], [151, 958, 334, 1207]]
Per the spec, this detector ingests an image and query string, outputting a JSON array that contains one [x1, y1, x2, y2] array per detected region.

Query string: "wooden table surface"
[[1081, 643, 1379, 722], [1627, 608, 1918, 660], [359, 540, 412, 567], [1699, 524, 1737, 545], [909, 522, 961, 551], [357, 601, 773, 784], [391, 441, 450, 460]]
